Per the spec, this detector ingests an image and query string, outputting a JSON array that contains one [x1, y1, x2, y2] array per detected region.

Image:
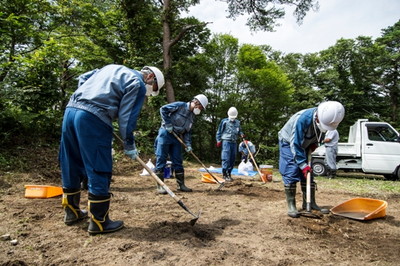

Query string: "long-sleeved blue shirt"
[[239, 141, 256, 155], [160, 101, 195, 146], [278, 108, 321, 169], [216, 118, 243, 142], [67, 64, 146, 150]]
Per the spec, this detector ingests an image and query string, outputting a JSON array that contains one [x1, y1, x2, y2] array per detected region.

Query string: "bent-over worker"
[[278, 101, 345, 218], [59, 64, 164, 234], [154, 94, 208, 194]]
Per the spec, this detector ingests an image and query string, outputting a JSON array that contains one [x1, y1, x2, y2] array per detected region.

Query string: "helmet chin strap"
[[313, 115, 324, 144]]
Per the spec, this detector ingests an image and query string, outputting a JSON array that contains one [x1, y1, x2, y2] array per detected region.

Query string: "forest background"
[[1, 0, 399, 171]]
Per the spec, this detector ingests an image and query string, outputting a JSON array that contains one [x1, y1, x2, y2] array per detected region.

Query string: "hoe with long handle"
[[298, 172, 321, 219], [171, 131, 225, 190], [114, 133, 200, 225]]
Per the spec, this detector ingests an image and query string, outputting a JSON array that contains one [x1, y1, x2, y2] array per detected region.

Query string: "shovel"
[[242, 138, 263, 180], [171, 131, 225, 190], [113, 133, 200, 225], [298, 172, 322, 219]]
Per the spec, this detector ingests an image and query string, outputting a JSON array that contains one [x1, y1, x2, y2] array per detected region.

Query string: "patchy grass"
[[314, 171, 400, 198]]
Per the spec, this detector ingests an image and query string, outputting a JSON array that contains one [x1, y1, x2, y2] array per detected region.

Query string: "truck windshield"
[[367, 125, 399, 142]]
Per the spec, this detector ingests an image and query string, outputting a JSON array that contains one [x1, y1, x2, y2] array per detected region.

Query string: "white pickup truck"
[[311, 119, 400, 180]]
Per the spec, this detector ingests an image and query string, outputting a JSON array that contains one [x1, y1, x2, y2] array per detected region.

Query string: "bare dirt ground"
[[1, 152, 400, 266]]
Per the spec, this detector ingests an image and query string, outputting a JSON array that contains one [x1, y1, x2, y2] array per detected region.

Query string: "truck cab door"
[[362, 123, 400, 174]]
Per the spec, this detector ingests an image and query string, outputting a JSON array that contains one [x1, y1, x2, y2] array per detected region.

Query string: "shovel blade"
[[189, 210, 202, 226]]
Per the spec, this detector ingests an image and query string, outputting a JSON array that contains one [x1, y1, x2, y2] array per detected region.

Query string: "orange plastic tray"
[[24, 185, 63, 199], [330, 197, 387, 220], [201, 173, 225, 184]]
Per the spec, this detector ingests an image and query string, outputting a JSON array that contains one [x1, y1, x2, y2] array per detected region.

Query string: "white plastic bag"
[[244, 160, 253, 172], [238, 160, 249, 175], [140, 159, 155, 176]]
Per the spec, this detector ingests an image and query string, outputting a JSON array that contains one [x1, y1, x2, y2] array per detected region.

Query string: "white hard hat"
[[194, 94, 208, 109], [228, 107, 238, 119], [317, 101, 345, 131], [142, 66, 165, 96]]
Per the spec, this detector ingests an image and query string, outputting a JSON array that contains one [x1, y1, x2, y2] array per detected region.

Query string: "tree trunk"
[[162, 0, 175, 103]]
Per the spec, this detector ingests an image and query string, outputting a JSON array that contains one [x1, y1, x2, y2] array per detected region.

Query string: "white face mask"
[[193, 108, 201, 115], [229, 117, 235, 122], [316, 122, 327, 133], [145, 84, 153, 97]]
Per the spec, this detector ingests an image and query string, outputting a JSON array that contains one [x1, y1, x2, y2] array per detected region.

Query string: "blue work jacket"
[[160, 101, 194, 146], [67, 64, 146, 150], [216, 118, 243, 143], [278, 107, 321, 169]]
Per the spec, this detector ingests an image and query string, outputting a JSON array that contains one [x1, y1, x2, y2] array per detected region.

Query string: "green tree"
[[237, 44, 294, 164], [376, 20, 400, 127], [317, 37, 388, 132], [275, 52, 323, 113], [225, 0, 319, 31]]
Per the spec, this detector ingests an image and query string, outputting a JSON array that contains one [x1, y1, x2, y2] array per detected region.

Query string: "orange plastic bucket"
[[259, 165, 273, 183], [330, 198, 387, 220]]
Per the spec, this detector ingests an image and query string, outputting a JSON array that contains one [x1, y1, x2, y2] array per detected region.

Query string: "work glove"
[[185, 146, 192, 153], [301, 165, 311, 179], [165, 125, 173, 133], [185, 145, 193, 152], [216, 141, 222, 148], [124, 149, 138, 160]]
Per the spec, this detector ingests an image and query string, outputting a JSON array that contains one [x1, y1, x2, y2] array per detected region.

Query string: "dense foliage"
[[0, 0, 399, 168]]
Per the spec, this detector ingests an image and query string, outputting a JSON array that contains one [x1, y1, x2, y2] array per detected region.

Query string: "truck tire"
[[383, 166, 400, 181], [312, 159, 327, 176], [383, 174, 396, 181], [397, 167, 400, 181]]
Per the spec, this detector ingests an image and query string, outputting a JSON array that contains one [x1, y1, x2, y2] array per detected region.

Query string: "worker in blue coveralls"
[[238, 140, 256, 163], [278, 101, 345, 218], [216, 107, 245, 182], [323, 129, 339, 179], [154, 94, 208, 194], [59, 64, 165, 234]]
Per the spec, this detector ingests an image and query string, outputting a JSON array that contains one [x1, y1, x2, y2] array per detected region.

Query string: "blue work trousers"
[[221, 141, 237, 174], [59, 108, 113, 196], [279, 140, 314, 185], [155, 128, 184, 172]]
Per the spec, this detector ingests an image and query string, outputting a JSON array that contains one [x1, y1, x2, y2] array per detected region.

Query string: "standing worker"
[[154, 94, 208, 194], [323, 129, 339, 179], [278, 101, 345, 218], [59, 64, 164, 234], [216, 107, 245, 182]]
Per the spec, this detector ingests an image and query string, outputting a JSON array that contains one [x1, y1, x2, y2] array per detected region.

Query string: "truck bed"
[[313, 142, 359, 158]]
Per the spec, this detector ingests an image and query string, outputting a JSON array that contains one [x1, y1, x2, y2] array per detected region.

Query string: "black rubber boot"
[[81, 176, 88, 190], [175, 171, 192, 192], [330, 170, 337, 179], [88, 193, 124, 235], [284, 184, 299, 218], [227, 171, 234, 182], [326, 168, 332, 179], [222, 169, 228, 180], [301, 182, 330, 214], [155, 170, 167, 195], [62, 189, 88, 225], [223, 169, 233, 182]]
